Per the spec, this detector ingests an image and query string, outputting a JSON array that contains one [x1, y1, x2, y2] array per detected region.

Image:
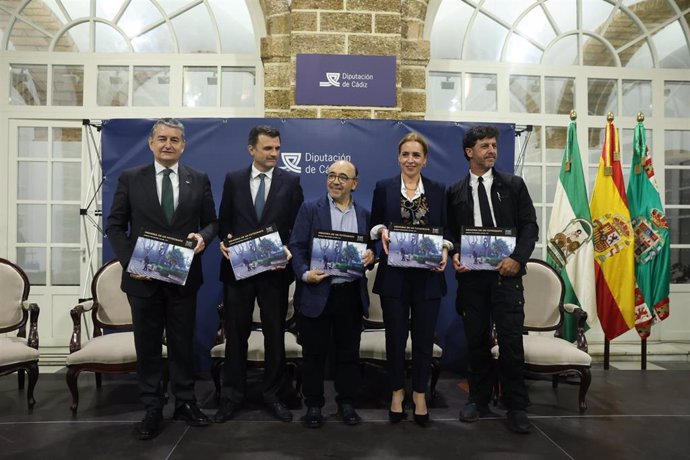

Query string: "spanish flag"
[[590, 117, 635, 340]]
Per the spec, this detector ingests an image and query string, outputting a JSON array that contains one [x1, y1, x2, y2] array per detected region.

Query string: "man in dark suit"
[[289, 160, 374, 428], [447, 125, 538, 434], [214, 125, 303, 423], [106, 118, 219, 440]]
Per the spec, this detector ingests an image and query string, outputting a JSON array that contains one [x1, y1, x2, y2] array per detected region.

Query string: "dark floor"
[[1, 363, 689, 460]]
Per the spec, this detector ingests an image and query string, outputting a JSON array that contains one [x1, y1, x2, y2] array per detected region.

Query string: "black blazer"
[[217, 166, 303, 284], [446, 168, 538, 276], [105, 163, 219, 297], [370, 175, 448, 299]]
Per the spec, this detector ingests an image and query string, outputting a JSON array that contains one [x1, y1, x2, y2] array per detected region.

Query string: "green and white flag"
[[626, 121, 670, 337], [546, 119, 597, 342]]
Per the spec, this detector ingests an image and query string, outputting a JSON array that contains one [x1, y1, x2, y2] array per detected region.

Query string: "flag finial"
[[607, 112, 615, 122], [637, 112, 645, 122], [570, 110, 577, 120]]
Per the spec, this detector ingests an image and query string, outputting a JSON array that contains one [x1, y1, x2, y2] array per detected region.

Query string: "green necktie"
[[161, 169, 174, 224]]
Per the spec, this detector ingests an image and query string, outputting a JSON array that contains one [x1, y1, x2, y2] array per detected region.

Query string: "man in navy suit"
[[214, 125, 303, 423], [106, 118, 218, 440], [289, 160, 374, 428]]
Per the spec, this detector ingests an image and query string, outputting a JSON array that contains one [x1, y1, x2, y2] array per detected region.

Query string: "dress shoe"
[[134, 409, 163, 440], [266, 401, 293, 422], [412, 403, 429, 427], [458, 402, 491, 423], [337, 403, 362, 426], [388, 408, 408, 423], [300, 406, 323, 428], [506, 410, 532, 434], [173, 402, 210, 427], [214, 399, 241, 423]]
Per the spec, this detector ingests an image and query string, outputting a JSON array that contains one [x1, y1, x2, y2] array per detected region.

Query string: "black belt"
[[331, 280, 357, 290]]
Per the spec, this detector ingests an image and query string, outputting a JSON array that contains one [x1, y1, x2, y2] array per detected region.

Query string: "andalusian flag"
[[546, 118, 597, 342], [590, 117, 636, 340], [626, 120, 670, 338]]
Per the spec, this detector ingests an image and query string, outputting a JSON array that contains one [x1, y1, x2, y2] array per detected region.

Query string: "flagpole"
[[604, 338, 610, 370], [636, 111, 649, 372]]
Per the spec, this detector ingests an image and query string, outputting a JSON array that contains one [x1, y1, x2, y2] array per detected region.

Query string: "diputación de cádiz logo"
[[280, 152, 302, 174], [319, 72, 341, 87]]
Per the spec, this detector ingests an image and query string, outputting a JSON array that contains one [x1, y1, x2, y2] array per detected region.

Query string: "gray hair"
[[149, 118, 186, 141]]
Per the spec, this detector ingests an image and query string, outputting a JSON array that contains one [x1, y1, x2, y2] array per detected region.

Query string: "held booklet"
[[388, 224, 444, 269], [226, 224, 288, 280], [127, 230, 197, 285], [310, 229, 368, 279], [459, 226, 517, 270]]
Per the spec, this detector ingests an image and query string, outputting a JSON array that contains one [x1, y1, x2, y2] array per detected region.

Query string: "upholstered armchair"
[[0, 258, 40, 409], [492, 258, 592, 412], [210, 282, 302, 400], [66, 259, 167, 412]]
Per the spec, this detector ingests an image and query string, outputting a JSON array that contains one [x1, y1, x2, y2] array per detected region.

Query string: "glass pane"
[[54, 22, 89, 52], [622, 80, 651, 117], [171, 3, 217, 53], [51, 247, 80, 286], [665, 130, 690, 166], [52, 204, 81, 243], [209, 0, 258, 54], [588, 127, 605, 165], [654, 21, 690, 68], [52, 65, 84, 106], [665, 169, 690, 205], [667, 208, 690, 245], [10, 64, 47, 105], [464, 73, 497, 112], [159, 0, 192, 14], [545, 165, 560, 203], [17, 247, 46, 285], [587, 166, 597, 199], [545, 126, 568, 163], [510, 75, 540, 113], [60, 0, 90, 19], [621, 128, 652, 169], [581, 0, 614, 31], [119, 0, 163, 37], [133, 66, 170, 106], [587, 78, 617, 116], [53, 127, 82, 159], [464, 13, 507, 61], [221, 67, 255, 107], [671, 248, 690, 284], [95, 22, 130, 52], [429, 0, 473, 59], [18, 163, 47, 200], [8, 17, 52, 51], [96, 0, 126, 20], [17, 205, 46, 243], [515, 6, 555, 46], [52, 163, 81, 201], [505, 34, 542, 64], [582, 36, 617, 67], [544, 0, 575, 33], [544, 76, 574, 114], [97, 66, 129, 106], [523, 125, 542, 163], [482, 0, 534, 25], [18, 127, 48, 158], [132, 24, 175, 53], [520, 165, 543, 203], [543, 34, 578, 65], [621, 41, 653, 68], [665, 82, 690, 118], [427, 72, 462, 112], [183, 66, 218, 107]]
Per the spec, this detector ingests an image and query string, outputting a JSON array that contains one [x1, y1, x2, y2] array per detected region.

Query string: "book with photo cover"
[[388, 224, 444, 269], [127, 230, 197, 285], [225, 224, 288, 280], [459, 226, 517, 270], [310, 229, 368, 279]]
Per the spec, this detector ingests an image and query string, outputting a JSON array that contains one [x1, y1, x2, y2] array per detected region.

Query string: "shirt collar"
[[154, 161, 179, 175], [399, 175, 425, 195], [251, 164, 274, 180], [470, 169, 493, 183], [328, 194, 354, 211]]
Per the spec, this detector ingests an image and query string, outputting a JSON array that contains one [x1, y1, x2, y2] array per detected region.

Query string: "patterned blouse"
[[400, 194, 429, 225]]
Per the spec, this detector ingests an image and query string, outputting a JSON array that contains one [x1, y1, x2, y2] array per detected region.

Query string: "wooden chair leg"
[[95, 372, 102, 389], [211, 361, 222, 401], [552, 374, 559, 389], [18, 369, 25, 390], [578, 367, 592, 413], [26, 362, 38, 409], [430, 360, 441, 399], [66, 367, 80, 413]]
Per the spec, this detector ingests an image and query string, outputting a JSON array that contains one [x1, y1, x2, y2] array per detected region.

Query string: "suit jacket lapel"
[[317, 196, 331, 231], [387, 177, 401, 222], [141, 165, 167, 226], [262, 168, 283, 224], [175, 165, 193, 225]]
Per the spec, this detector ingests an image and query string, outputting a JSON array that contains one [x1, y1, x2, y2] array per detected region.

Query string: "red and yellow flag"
[[590, 117, 636, 340]]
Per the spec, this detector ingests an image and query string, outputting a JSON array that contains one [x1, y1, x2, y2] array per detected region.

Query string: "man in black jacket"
[[447, 125, 538, 434]]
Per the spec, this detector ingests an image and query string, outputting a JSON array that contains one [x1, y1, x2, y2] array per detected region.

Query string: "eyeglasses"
[[327, 173, 355, 183]]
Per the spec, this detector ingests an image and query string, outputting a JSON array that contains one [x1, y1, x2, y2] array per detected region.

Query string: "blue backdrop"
[[101, 118, 515, 373]]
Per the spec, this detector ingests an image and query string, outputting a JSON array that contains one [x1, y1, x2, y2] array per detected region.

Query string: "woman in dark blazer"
[[369, 133, 448, 426]]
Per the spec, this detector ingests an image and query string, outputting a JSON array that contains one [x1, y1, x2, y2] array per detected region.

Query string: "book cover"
[[388, 224, 444, 269], [460, 226, 517, 270], [226, 224, 288, 280], [127, 230, 196, 285], [310, 229, 368, 279]]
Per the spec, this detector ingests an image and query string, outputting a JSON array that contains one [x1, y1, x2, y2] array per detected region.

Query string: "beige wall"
[[259, 0, 429, 119]]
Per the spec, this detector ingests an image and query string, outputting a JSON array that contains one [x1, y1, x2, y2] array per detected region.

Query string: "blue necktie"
[[477, 176, 494, 227], [255, 173, 266, 220], [161, 169, 174, 224]]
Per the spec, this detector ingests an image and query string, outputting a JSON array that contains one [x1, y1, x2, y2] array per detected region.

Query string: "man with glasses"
[[289, 160, 374, 428]]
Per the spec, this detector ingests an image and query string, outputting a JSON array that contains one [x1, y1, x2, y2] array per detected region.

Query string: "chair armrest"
[[69, 301, 94, 353], [20, 301, 40, 349], [215, 304, 225, 345], [564, 303, 589, 353]]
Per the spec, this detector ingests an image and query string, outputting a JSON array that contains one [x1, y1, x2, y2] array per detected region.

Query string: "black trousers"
[[221, 272, 289, 404], [381, 270, 441, 394], [297, 281, 363, 408], [456, 271, 528, 410], [128, 285, 197, 411]]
